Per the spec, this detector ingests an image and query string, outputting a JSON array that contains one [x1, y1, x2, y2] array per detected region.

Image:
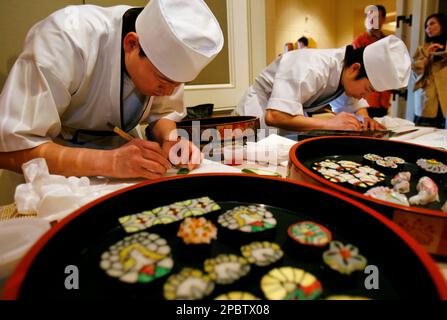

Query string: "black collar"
[[119, 8, 144, 129]]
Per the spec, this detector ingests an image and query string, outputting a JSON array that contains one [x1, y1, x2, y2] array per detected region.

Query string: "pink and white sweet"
[[391, 172, 411, 194], [409, 177, 440, 206]]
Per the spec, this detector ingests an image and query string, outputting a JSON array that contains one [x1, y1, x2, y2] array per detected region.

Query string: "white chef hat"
[[136, 0, 224, 83], [363, 35, 411, 92]]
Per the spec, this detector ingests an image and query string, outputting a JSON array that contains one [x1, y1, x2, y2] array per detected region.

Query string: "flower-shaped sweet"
[[323, 241, 367, 275]]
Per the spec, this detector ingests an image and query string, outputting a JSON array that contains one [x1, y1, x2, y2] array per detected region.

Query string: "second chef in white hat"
[[236, 35, 411, 135], [0, 0, 224, 179]]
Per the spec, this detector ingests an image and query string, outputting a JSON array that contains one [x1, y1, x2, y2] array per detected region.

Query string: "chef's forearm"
[[150, 118, 179, 144], [0, 142, 113, 177], [265, 109, 328, 131]]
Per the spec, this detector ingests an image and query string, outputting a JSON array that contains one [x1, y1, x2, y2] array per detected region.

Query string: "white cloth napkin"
[[245, 134, 296, 167], [373, 116, 415, 129], [14, 159, 134, 222]]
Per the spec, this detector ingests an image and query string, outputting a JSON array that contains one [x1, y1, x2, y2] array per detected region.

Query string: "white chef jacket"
[[0, 5, 186, 151], [236, 47, 369, 133]]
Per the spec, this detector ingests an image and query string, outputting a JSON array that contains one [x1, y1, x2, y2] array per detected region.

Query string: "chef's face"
[[342, 63, 377, 100], [124, 33, 181, 96], [426, 17, 442, 38]]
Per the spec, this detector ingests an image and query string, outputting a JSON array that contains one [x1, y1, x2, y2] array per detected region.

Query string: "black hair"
[[424, 13, 447, 45], [298, 36, 309, 47], [122, 7, 146, 58], [376, 5, 386, 18], [344, 46, 368, 80]]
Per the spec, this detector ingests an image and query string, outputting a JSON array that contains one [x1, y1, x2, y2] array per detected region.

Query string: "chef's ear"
[[123, 32, 140, 53], [347, 63, 362, 76]]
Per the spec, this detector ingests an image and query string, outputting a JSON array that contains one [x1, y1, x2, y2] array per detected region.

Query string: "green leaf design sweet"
[[218, 205, 277, 233], [100, 232, 173, 284]]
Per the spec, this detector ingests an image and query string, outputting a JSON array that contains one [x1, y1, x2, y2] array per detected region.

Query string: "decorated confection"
[[364, 154, 383, 162], [375, 159, 398, 169], [313, 160, 385, 189], [323, 241, 367, 275], [164, 268, 215, 300], [177, 217, 217, 245], [409, 177, 440, 206], [261, 267, 323, 300], [214, 292, 260, 300], [365, 187, 410, 206], [314, 159, 343, 170], [119, 197, 220, 233], [218, 205, 277, 233], [417, 159, 447, 174], [391, 172, 411, 194], [240, 242, 284, 267], [204, 254, 251, 285], [100, 232, 173, 284], [288, 221, 332, 247], [384, 156, 405, 165], [337, 160, 362, 170]]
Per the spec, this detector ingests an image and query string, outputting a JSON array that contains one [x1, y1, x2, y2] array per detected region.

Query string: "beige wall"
[[266, 0, 397, 64], [266, 0, 339, 63], [188, 0, 230, 85], [0, 0, 82, 90], [337, 0, 396, 47]]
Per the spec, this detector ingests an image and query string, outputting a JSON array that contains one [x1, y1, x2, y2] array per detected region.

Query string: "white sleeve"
[[0, 16, 85, 152], [148, 85, 186, 123], [0, 59, 71, 152], [330, 93, 369, 113], [267, 60, 325, 116]]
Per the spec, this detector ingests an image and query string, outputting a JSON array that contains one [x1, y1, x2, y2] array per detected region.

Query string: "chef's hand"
[[162, 138, 203, 171], [361, 116, 387, 131], [324, 112, 362, 131], [111, 139, 172, 179]]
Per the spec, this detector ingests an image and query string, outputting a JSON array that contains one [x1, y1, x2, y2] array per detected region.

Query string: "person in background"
[[353, 5, 391, 118], [413, 13, 447, 129], [284, 42, 295, 53], [236, 36, 411, 135], [297, 36, 309, 49], [0, 0, 224, 179]]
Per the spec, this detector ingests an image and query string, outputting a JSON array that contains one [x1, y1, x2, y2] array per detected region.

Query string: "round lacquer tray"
[[4, 174, 447, 300], [288, 136, 447, 258]]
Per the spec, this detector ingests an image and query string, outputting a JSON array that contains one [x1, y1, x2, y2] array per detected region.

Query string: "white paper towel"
[[14, 159, 134, 222], [374, 116, 415, 129], [245, 134, 296, 167]]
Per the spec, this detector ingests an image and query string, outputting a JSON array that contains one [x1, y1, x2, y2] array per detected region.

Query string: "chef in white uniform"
[[236, 35, 411, 135], [0, 0, 223, 179]]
